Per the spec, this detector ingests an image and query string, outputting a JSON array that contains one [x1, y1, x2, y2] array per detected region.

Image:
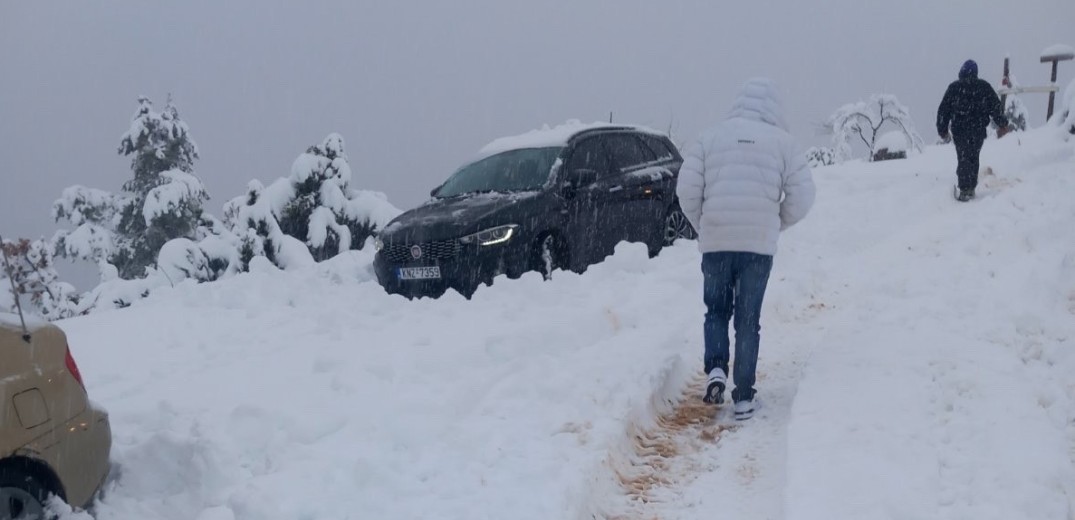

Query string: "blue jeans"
[[702, 252, 773, 403]]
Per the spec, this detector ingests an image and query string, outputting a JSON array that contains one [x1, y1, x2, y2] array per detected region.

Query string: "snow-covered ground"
[[57, 127, 1075, 519]]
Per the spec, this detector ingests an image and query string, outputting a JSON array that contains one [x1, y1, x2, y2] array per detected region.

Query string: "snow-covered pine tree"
[[277, 134, 365, 261], [54, 96, 209, 280], [223, 180, 287, 270], [826, 94, 925, 163], [221, 133, 399, 268]]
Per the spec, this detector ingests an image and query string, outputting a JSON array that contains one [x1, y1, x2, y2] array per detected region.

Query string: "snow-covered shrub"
[[806, 146, 836, 167], [53, 96, 209, 281], [226, 133, 401, 263], [826, 94, 925, 163], [157, 236, 241, 284], [1004, 96, 1030, 132], [1, 237, 82, 320], [997, 72, 1030, 133]]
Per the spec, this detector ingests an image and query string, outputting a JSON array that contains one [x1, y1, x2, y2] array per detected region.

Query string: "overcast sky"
[[2, 1, 1072, 271]]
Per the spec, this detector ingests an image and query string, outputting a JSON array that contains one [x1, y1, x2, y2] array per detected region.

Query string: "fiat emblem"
[[410, 245, 423, 259]]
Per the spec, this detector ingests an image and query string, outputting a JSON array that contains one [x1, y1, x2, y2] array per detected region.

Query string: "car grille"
[[383, 239, 462, 263]]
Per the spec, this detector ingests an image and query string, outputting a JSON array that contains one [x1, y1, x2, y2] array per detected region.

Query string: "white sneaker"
[[703, 369, 726, 404], [734, 399, 755, 420]]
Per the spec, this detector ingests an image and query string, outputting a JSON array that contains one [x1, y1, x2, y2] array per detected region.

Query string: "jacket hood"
[[726, 78, 790, 132], [959, 59, 978, 80]]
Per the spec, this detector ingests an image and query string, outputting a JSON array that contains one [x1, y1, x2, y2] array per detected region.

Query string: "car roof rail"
[[0, 232, 32, 343], [568, 126, 636, 142]]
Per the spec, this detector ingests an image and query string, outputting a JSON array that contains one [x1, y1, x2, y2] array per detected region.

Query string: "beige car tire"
[[0, 467, 52, 520]]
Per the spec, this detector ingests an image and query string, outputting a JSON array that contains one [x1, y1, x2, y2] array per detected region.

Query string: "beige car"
[[1, 313, 111, 519]]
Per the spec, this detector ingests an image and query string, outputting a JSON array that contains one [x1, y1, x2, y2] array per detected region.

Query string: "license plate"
[[398, 266, 441, 280]]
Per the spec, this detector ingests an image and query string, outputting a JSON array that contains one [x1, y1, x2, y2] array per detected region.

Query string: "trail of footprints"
[[609, 373, 739, 518]]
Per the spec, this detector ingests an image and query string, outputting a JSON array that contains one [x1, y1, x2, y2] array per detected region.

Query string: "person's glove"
[[938, 131, 951, 143], [996, 125, 1011, 139]]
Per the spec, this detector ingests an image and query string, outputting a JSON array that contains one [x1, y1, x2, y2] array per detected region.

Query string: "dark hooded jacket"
[[936, 62, 1008, 138]]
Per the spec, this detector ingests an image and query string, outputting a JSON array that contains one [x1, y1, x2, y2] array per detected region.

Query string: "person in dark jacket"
[[936, 59, 1010, 201]]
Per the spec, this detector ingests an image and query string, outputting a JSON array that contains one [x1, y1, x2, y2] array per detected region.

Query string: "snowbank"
[[783, 128, 1075, 519], [63, 240, 707, 520], [54, 128, 1075, 520]]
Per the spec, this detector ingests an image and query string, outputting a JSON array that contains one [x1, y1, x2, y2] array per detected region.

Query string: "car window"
[[605, 134, 653, 171], [435, 147, 562, 198], [566, 137, 612, 178], [641, 134, 676, 160]]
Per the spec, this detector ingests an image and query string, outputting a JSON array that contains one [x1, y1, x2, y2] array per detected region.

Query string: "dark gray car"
[[374, 124, 696, 299]]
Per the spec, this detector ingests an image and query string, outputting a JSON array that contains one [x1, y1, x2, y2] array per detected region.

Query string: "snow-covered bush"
[[225, 133, 401, 263], [1004, 96, 1030, 133], [1, 237, 82, 320], [826, 94, 925, 163], [53, 96, 209, 281], [997, 72, 1030, 133], [806, 146, 836, 167]]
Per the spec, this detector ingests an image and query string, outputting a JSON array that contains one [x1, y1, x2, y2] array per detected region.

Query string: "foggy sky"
[[2, 1, 1072, 283]]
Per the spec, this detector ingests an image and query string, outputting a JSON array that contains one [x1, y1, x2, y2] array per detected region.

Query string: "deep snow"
[[54, 127, 1075, 519]]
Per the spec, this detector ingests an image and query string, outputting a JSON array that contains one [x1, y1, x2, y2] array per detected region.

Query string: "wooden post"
[[1041, 49, 1074, 120], [1047, 60, 1058, 120], [1000, 57, 1010, 109]]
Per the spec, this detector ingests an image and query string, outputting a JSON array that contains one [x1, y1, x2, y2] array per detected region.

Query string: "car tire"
[[663, 202, 697, 246], [533, 233, 564, 280], [0, 466, 54, 520]]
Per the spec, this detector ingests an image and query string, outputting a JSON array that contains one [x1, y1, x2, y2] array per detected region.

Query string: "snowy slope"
[[57, 128, 1075, 520]]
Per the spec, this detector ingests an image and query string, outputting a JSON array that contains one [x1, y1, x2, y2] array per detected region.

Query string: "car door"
[[559, 135, 618, 268], [603, 132, 670, 245]]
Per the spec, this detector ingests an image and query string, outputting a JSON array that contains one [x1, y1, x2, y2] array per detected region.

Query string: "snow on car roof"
[[476, 119, 666, 158]]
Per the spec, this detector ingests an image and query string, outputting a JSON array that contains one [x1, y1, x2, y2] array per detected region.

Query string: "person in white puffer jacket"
[[676, 77, 815, 420]]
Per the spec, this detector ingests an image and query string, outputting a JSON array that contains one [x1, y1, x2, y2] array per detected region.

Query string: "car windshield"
[[434, 147, 562, 198]]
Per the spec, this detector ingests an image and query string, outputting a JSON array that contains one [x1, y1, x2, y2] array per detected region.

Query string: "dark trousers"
[[953, 131, 986, 191], [702, 252, 773, 403]]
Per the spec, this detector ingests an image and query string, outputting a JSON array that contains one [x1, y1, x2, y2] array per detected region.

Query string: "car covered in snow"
[[1, 313, 112, 518], [374, 121, 696, 298]]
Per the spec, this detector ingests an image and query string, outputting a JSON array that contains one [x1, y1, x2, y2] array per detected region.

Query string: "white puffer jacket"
[[676, 78, 815, 256]]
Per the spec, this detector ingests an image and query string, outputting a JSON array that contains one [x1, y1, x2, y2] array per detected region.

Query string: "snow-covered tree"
[[226, 133, 400, 263], [1, 237, 82, 320], [826, 94, 925, 163], [53, 96, 210, 280]]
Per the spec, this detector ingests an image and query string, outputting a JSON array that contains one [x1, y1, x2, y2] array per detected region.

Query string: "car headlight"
[[459, 225, 518, 246], [374, 237, 384, 251]]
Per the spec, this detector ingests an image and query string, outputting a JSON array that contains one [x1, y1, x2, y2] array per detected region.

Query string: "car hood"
[[381, 191, 542, 243]]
